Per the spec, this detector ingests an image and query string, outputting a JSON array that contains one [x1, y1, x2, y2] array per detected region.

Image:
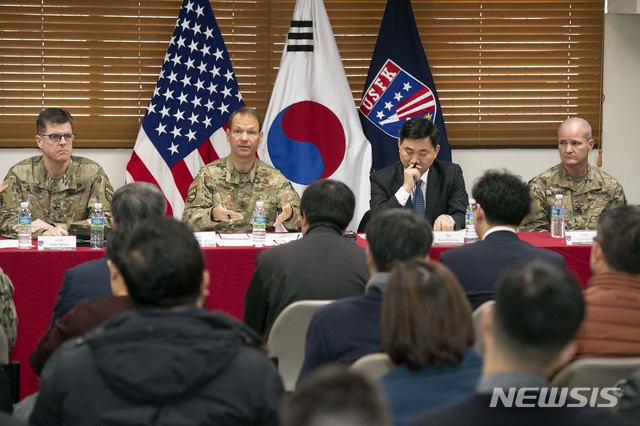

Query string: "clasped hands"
[[31, 219, 68, 236]]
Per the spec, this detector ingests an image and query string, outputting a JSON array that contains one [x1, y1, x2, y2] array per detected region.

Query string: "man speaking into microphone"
[[369, 117, 468, 230]]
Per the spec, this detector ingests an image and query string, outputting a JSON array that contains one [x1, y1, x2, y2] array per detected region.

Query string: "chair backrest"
[[551, 357, 640, 406], [267, 300, 333, 392], [350, 353, 394, 382], [471, 300, 494, 355]]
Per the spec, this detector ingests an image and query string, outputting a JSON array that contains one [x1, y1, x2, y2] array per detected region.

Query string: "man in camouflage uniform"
[[0, 108, 114, 238], [182, 107, 301, 233], [0, 268, 17, 355], [520, 117, 626, 231]]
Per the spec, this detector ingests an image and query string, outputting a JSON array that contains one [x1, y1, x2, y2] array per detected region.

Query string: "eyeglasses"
[[39, 133, 76, 143]]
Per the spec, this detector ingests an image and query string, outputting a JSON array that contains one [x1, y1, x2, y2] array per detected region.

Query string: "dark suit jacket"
[[298, 285, 384, 381], [440, 230, 565, 310], [243, 223, 369, 338], [49, 257, 111, 328], [370, 159, 468, 229]]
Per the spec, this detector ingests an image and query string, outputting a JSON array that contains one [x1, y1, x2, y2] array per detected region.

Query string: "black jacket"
[[30, 310, 283, 426], [369, 159, 468, 229]]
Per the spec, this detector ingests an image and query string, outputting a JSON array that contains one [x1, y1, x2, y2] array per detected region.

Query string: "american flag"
[[126, 0, 244, 217]]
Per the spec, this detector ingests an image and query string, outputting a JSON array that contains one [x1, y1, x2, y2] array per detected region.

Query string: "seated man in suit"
[[30, 218, 283, 425], [244, 179, 369, 338], [573, 205, 640, 358], [369, 117, 468, 231], [440, 170, 564, 310], [411, 261, 627, 426], [298, 208, 433, 380], [48, 182, 166, 326]]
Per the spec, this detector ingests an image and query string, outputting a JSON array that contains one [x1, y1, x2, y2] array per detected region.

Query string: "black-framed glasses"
[[39, 133, 76, 143]]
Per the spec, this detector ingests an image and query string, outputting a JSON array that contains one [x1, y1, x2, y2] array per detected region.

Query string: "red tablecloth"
[[0, 232, 591, 398]]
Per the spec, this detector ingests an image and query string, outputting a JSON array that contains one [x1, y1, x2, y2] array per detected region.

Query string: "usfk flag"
[[126, 0, 244, 218], [258, 0, 372, 231], [360, 0, 451, 171]]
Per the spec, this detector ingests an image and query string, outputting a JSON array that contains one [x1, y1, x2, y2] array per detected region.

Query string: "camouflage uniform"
[[0, 155, 114, 238], [0, 267, 17, 354], [183, 156, 301, 233], [520, 163, 627, 232]]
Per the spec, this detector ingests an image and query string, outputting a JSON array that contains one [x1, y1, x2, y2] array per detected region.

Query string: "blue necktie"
[[413, 180, 425, 216]]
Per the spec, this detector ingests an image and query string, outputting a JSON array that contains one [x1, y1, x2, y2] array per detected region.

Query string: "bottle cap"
[[469, 198, 476, 204], [256, 201, 264, 207], [555, 194, 563, 200], [94, 203, 103, 209], [20, 201, 28, 209]]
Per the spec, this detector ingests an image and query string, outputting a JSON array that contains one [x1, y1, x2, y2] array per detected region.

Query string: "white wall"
[[1, 14, 638, 204]]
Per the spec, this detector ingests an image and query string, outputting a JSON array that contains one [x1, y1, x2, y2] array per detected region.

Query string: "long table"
[[0, 232, 591, 398]]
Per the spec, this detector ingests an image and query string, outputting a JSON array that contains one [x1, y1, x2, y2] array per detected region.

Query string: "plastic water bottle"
[[550, 194, 566, 239], [90, 203, 105, 249], [464, 198, 479, 244], [252, 201, 267, 247], [18, 201, 32, 249]]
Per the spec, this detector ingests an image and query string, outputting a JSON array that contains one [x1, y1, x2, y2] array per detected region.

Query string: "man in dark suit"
[[440, 170, 564, 310], [243, 179, 369, 339], [298, 209, 433, 380], [369, 117, 468, 230], [48, 182, 166, 327], [411, 261, 627, 426]]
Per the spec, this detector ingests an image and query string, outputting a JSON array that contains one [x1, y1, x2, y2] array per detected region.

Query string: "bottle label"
[[91, 217, 105, 228], [465, 212, 473, 223], [253, 215, 266, 226], [18, 216, 31, 226], [551, 206, 564, 218]]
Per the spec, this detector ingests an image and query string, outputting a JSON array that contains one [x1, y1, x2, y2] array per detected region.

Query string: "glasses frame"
[[38, 133, 76, 143]]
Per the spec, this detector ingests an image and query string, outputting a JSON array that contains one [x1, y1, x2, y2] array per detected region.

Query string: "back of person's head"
[[281, 365, 391, 426], [399, 117, 439, 147], [596, 205, 640, 274], [472, 169, 530, 226], [493, 260, 585, 366], [300, 179, 355, 230], [366, 209, 433, 272], [382, 259, 473, 369], [36, 107, 73, 133], [110, 182, 167, 233], [109, 217, 204, 308]]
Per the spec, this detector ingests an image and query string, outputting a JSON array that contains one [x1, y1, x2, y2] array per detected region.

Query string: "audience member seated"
[[0, 269, 17, 355], [520, 117, 626, 232], [30, 229, 133, 377], [281, 365, 391, 426], [0, 107, 114, 238], [411, 261, 627, 426], [379, 259, 481, 426], [30, 218, 283, 425], [182, 106, 301, 233], [49, 182, 166, 326], [298, 208, 433, 380], [573, 205, 640, 358], [369, 117, 467, 231], [244, 179, 369, 338], [440, 170, 564, 309]]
